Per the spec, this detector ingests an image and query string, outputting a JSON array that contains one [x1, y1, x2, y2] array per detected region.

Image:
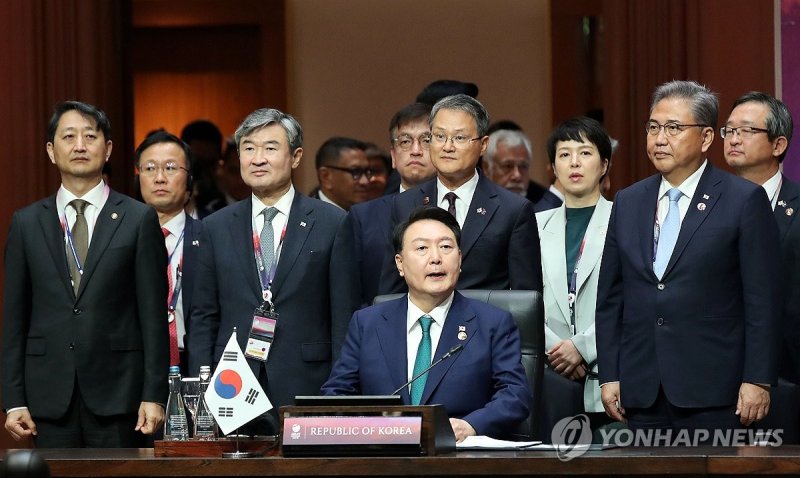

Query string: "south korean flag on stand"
[[204, 330, 273, 435]]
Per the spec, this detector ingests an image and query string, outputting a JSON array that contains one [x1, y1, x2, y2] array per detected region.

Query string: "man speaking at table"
[[321, 207, 531, 442]]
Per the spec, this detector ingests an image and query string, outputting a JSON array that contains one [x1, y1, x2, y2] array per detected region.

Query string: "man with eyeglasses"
[[135, 131, 203, 376], [723, 92, 800, 442], [313, 137, 370, 211], [348, 103, 437, 306], [596, 80, 781, 438], [2, 101, 168, 447], [482, 128, 555, 208], [378, 94, 542, 295], [188, 108, 360, 435]]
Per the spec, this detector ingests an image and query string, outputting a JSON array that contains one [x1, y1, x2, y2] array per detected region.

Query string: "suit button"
[[657, 318, 664, 326], [657, 283, 665, 290], [69, 343, 75, 350], [73, 308, 81, 315]]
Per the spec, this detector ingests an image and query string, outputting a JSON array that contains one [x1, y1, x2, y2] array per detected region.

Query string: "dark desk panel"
[[11, 446, 800, 477]]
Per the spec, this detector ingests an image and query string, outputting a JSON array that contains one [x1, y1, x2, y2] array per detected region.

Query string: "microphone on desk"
[[391, 344, 464, 396]]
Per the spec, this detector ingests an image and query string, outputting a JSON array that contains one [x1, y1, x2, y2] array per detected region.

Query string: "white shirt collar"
[[658, 159, 707, 202], [436, 171, 479, 227], [56, 179, 107, 215], [251, 185, 295, 221], [761, 170, 783, 211], [161, 210, 187, 237], [406, 292, 455, 333]]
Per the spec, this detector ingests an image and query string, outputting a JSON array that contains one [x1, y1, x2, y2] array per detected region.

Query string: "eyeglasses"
[[719, 126, 770, 139], [645, 121, 708, 137], [139, 161, 190, 177], [393, 134, 432, 151], [324, 165, 375, 181], [430, 132, 482, 147], [496, 162, 530, 175]]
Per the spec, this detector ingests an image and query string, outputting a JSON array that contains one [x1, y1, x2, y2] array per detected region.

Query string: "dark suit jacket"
[[2, 190, 169, 419], [321, 292, 532, 438], [525, 180, 549, 204], [533, 189, 563, 213], [348, 194, 394, 307], [188, 193, 360, 414], [179, 215, 202, 350], [596, 164, 781, 409], [776, 176, 800, 384], [378, 176, 543, 294]]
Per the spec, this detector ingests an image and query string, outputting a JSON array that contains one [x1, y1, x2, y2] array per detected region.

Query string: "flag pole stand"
[[222, 428, 258, 458]]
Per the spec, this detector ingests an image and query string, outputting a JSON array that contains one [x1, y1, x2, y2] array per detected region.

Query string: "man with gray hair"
[[596, 80, 781, 436], [188, 108, 360, 434], [378, 94, 542, 294], [482, 128, 553, 206]]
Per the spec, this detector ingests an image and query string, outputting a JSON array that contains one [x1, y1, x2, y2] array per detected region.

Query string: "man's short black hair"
[[392, 206, 461, 254], [315, 137, 367, 169], [180, 119, 223, 150], [416, 80, 479, 106], [47, 101, 112, 143], [134, 130, 194, 172]]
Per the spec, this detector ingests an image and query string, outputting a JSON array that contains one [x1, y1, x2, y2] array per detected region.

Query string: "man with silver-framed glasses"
[[378, 94, 542, 294], [596, 80, 780, 438], [135, 130, 203, 376], [313, 136, 370, 211], [723, 92, 800, 442]]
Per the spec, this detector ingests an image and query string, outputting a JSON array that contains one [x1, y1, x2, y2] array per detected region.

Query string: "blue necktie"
[[260, 207, 279, 272], [410, 315, 433, 405], [654, 188, 682, 278]]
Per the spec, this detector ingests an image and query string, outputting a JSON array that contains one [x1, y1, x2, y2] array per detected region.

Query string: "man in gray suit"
[[188, 108, 360, 434], [2, 101, 169, 447]]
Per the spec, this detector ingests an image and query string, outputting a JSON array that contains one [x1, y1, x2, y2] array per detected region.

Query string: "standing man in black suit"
[[188, 108, 360, 433], [349, 103, 436, 306], [135, 131, 203, 376], [378, 94, 542, 294], [596, 81, 781, 435], [723, 92, 800, 441], [2, 101, 169, 447]]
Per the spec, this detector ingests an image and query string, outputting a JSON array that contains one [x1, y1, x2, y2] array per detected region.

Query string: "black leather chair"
[[373, 290, 544, 440]]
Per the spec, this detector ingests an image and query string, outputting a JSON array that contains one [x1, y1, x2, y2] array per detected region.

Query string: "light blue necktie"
[[260, 207, 279, 272], [410, 315, 433, 405], [654, 188, 682, 278]]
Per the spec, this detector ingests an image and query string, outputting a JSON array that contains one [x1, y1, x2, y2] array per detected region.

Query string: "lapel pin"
[[697, 203, 706, 211], [702, 194, 709, 200], [111, 212, 118, 220], [192, 240, 200, 246], [787, 208, 795, 217], [422, 196, 430, 205], [300, 221, 306, 227], [476, 207, 486, 215], [778, 200, 787, 208], [457, 325, 467, 340]]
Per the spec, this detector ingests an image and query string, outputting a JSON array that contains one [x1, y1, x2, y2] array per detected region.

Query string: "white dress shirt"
[[437, 171, 479, 228], [405, 293, 454, 385]]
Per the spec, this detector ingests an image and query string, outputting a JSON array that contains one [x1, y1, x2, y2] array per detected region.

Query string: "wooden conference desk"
[[15, 445, 800, 477]]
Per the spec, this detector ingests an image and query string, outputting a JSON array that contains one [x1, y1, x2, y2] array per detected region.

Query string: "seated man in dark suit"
[[322, 207, 532, 442]]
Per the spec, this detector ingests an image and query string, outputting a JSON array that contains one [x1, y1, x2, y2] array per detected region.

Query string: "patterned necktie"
[[67, 199, 89, 294], [163, 227, 180, 366], [444, 192, 458, 218], [260, 207, 279, 273], [410, 315, 434, 405], [654, 188, 683, 279]]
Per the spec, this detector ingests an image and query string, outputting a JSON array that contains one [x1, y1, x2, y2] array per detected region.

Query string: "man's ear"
[[394, 253, 404, 277]]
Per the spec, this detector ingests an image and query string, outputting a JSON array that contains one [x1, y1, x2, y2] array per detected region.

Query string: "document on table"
[[456, 435, 541, 450]]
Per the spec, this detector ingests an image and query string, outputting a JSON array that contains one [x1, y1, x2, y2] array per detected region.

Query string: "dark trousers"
[[626, 386, 739, 444], [33, 382, 144, 448]]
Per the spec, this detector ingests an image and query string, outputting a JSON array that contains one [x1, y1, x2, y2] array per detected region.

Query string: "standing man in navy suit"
[[323, 207, 531, 441], [2, 101, 169, 447], [378, 94, 542, 294], [596, 81, 781, 434], [136, 131, 203, 376], [723, 92, 800, 441], [188, 108, 360, 433], [349, 102, 436, 306]]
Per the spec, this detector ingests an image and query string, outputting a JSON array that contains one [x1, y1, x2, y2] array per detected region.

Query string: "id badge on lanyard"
[[247, 221, 286, 362]]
